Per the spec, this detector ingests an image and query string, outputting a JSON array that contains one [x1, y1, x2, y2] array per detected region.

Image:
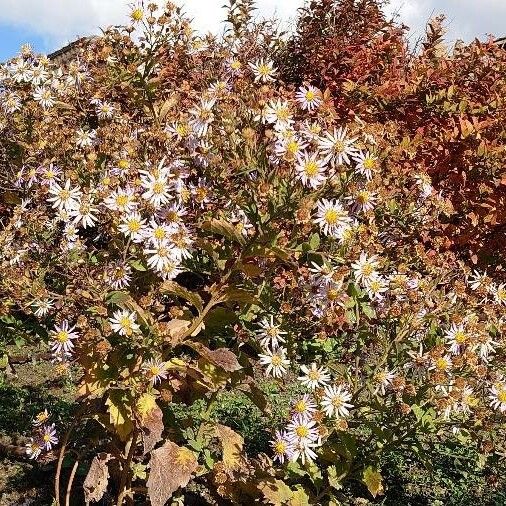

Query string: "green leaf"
[[161, 280, 204, 313], [309, 233, 320, 250], [129, 259, 147, 271], [362, 466, 384, 498]]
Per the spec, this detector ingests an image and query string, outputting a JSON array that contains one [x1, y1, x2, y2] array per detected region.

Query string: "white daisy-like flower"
[[69, 199, 99, 228], [274, 134, 308, 161], [467, 270, 488, 291], [32, 409, 50, 427], [30, 65, 49, 85], [489, 381, 506, 413], [144, 242, 179, 271], [295, 151, 327, 189], [49, 320, 79, 355], [430, 354, 452, 373], [270, 430, 295, 464], [347, 189, 377, 213], [472, 334, 498, 363], [32, 299, 54, 317], [445, 323, 469, 355], [373, 369, 395, 395], [321, 384, 354, 418], [248, 58, 277, 83], [158, 257, 183, 280], [291, 394, 317, 419], [143, 219, 172, 246], [353, 150, 379, 180], [364, 275, 389, 301], [290, 439, 319, 465], [493, 283, 506, 305], [39, 164, 62, 186], [298, 363, 331, 390], [314, 199, 352, 237], [309, 261, 337, 286], [318, 127, 358, 166], [141, 173, 171, 208], [351, 252, 381, 285], [263, 99, 294, 128], [106, 263, 132, 290], [158, 202, 187, 226], [41, 423, 58, 450], [109, 309, 140, 336], [47, 179, 82, 211], [2, 91, 22, 113], [168, 224, 194, 260], [104, 187, 137, 213], [92, 99, 115, 120], [295, 84, 323, 111], [258, 347, 290, 378], [33, 86, 55, 109], [118, 212, 147, 242], [286, 414, 319, 443], [75, 128, 96, 148], [143, 358, 169, 385], [256, 315, 287, 349], [26, 439, 43, 460], [189, 98, 216, 137]]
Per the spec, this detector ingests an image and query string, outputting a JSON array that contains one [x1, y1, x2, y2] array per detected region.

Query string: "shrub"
[[0, 1, 505, 504]]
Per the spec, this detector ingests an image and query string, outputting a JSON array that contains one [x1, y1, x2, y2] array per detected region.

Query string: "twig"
[[65, 459, 79, 506]]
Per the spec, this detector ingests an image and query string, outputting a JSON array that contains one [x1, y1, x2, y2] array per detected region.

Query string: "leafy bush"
[[0, 1, 505, 504]]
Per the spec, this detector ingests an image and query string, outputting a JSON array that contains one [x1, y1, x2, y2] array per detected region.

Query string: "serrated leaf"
[[105, 391, 133, 442], [257, 478, 293, 505], [146, 441, 197, 506]]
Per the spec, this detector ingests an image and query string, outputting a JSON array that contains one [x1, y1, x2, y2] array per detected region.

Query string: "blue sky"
[[0, 0, 505, 62]]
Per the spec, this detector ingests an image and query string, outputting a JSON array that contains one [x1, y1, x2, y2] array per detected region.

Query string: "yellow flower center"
[[294, 400, 307, 413], [266, 327, 279, 337], [497, 389, 506, 403], [369, 280, 381, 292], [43, 434, 51, 442], [118, 159, 130, 170], [150, 366, 161, 376], [295, 426, 309, 438], [327, 289, 339, 301], [357, 191, 370, 204], [152, 181, 165, 195], [153, 227, 166, 240], [361, 264, 374, 277], [363, 157, 376, 170], [230, 60, 241, 70], [276, 107, 290, 121], [305, 90, 316, 101], [497, 288, 506, 301], [195, 187, 208, 202], [131, 8, 143, 21], [435, 358, 448, 370], [333, 140, 345, 153], [286, 141, 300, 155], [271, 355, 283, 366], [308, 370, 320, 381], [55, 331, 69, 343], [128, 220, 141, 232], [58, 189, 70, 201], [454, 331, 467, 344], [176, 124, 189, 137], [274, 441, 286, 454], [304, 161, 319, 177], [324, 209, 340, 225], [115, 195, 129, 207], [331, 396, 344, 408], [258, 64, 270, 76]]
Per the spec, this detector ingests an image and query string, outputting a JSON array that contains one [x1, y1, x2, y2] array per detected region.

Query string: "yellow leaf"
[[215, 424, 244, 471], [136, 393, 157, 421], [105, 391, 134, 442], [362, 466, 384, 498]]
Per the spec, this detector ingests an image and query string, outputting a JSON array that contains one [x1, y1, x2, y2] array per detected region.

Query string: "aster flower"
[[373, 369, 395, 395], [263, 99, 294, 128], [2, 91, 22, 113], [168, 224, 194, 260], [33, 86, 55, 109], [249, 58, 277, 83], [141, 173, 171, 208], [295, 84, 323, 112], [318, 127, 358, 166], [295, 151, 327, 189], [493, 283, 506, 305], [47, 179, 82, 211], [353, 150, 379, 180], [291, 394, 317, 419], [75, 128, 96, 148], [104, 187, 137, 213], [143, 219, 172, 246], [26, 439, 43, 460], [364, 275, 389, 302], [189, 98, 215, 137], [49, 320, 79, 355], [430, 354, 452, 374], [143, 358, 169, 385], [32, 409, 50, 426], [347, 189, 377, 213], [41, 423, 58, 450], [270, 430, 295, 464], [256, 316, 287, 349], [109, 309, 140, 336], [298, 363, 331, 391], [118, 212, 147, 242], [69, 198, 99, 228], [286, 414, 319, 444], [467, 270, 489, 291], [106, 262, 132, 290], [290, 439, 319, 464], [258, 347, 290, 378], [314, 199, 352, 237], [489, 381, 506, 413], [144, 242, 179, 271], [32, 299, 54, 317], [321, 384, 354, 418], [445, 323, 469, 355], [351, 252, 381, 285]]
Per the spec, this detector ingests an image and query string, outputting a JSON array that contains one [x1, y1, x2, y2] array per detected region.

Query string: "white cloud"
[[0, 0, 504, 53]]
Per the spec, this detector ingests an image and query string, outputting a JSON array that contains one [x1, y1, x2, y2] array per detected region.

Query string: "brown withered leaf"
[[146, 441, 198, 506], [215, 424, 244, 471], [141, 405, 164, 455], [83, 453, 112, 504], [187, 342, 242, 373]]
